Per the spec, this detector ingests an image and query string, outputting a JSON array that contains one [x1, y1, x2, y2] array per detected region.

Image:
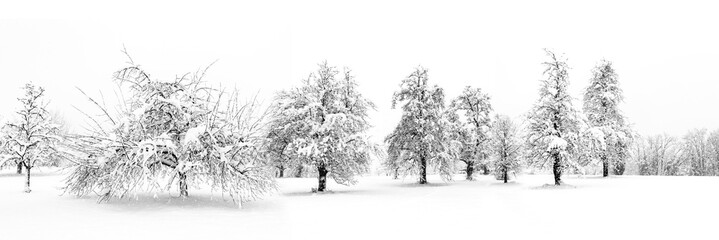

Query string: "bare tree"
[[630, 134, 683, 176], [682, 129, 711, 176], [707, 130, 719, 175]]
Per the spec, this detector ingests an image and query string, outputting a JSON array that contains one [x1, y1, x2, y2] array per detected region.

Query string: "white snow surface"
[[0, 168, 717, 240], [183, 125, 206, 146]]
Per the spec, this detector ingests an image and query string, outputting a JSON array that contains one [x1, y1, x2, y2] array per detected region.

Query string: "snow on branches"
[[63, 60, 276, 205], [525, 49, 582, 185], [582, 59, 632, 176], [385, 67, 456, 184], [489, 115, 522, 183], [448, 86, 493, 180], [269, 62, 378, 192], [1, 83, 63, 192]]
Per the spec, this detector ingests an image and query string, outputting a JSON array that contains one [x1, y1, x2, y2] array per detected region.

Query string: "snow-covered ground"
[[1, 168, 717, 240]]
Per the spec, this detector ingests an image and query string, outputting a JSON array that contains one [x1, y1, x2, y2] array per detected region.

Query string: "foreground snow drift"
[[0, 168, 717, 240]]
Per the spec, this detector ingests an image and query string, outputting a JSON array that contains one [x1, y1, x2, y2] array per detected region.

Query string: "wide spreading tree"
[[582, 60, 632, 177], [0, 83, 62, 192], [449, 86, 493, 180], [63, 58, 276, 206], [270, 62, 377, 192], [525, 49, 582, 185], [385, 67, 456, 184]]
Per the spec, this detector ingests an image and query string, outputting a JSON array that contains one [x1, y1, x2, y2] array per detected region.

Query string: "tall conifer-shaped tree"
[[526, 49, 582, 185], [582, 60, 632, 177]]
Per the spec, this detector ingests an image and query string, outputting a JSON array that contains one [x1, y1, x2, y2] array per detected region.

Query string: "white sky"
[[1, 0, 718, 139]]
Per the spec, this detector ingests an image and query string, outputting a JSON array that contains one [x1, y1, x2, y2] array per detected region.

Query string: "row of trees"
[[0, 48, 648, 204], [382, 68, 524, 184], [383, 49, 633, 185], [0, 59, 379, 201], [526, 50, 633, 185], [628, 130, 719, 176]]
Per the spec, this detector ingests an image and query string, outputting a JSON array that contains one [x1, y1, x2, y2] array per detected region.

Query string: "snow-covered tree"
[[0, 83, 62, 192], [525, 49, 582, 185], [489, 115, 522, 183], [443, 108, 471, 179], [682, 129, 712, 176], [385, 67, 456, 184], [630, 134, 684, 175], [706, 130, 719, 175], [63, 59, 276, 205], [582, 60, 632, 177], [448, 86, 493, 180], [265, 111, 298, 178], [270, 62, 377, 192]]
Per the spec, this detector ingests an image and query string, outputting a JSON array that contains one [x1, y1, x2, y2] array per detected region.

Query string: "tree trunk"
[[465, 163, 474, 181], [277, 165, 285, 178], [393, 167, 399, 180], [613, 160, 625, 175], [179, 172, 188, 198], [17, 162, 23, 174], [481, 164, 490, 175], [503, 168, 508, 183], [317, 165, 328, 192], [419, 156, 428, 184], [553, 152, 562, 185], [24, 165, 31, 193], [295, 165, 303, 178], [602, 155, 609, 177]]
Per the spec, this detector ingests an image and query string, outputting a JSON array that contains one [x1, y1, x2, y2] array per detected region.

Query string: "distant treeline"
[[626, 130, 719, 176]]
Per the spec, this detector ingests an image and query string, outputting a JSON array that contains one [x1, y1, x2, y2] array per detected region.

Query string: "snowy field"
[[1, 168, 717, 240]]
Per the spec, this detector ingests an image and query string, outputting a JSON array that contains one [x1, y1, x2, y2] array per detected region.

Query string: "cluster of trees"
[[384, 49, 633, 185], [628, 130, 719, 176], [0, 58, 380, 202], [0, 55, 279, 207], [0, 47, 676, 205], [383, 68, 523, 184], [525, 51, 633, 185]]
